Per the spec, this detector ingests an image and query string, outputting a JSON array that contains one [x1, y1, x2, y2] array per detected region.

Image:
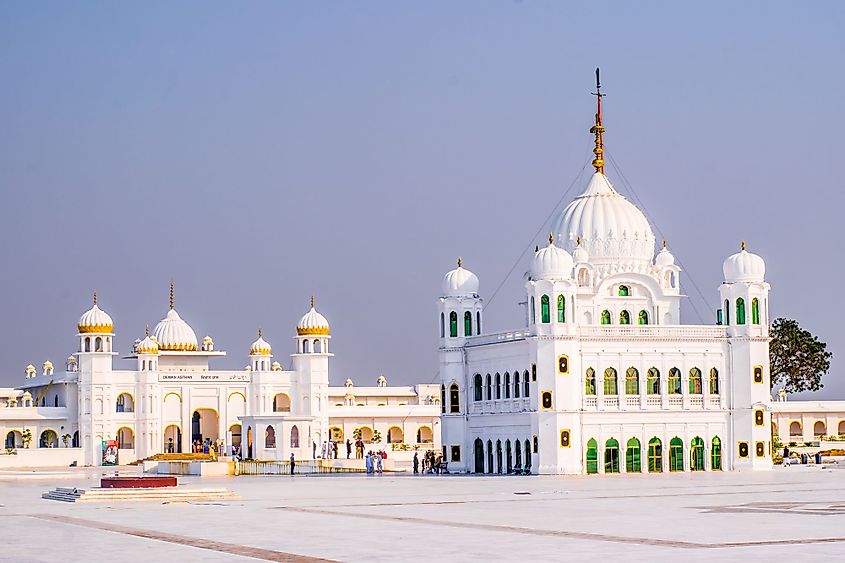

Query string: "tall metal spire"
[[169, 278, 175, 310], [590, 67, 606, 174], [93, 290, 97, 306]]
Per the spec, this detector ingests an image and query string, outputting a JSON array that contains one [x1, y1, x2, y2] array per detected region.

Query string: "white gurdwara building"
[[438, 80, 773, 475], [0, 287, 440, 466]]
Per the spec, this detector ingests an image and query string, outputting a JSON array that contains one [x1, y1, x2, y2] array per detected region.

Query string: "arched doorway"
[[39, 429, 58, 448], [117, 427, 134, 450], [496, 440, 502, 474], [505, 440, 512, 473], [669, 437, 684, 471], [191, 409, 220, 447], [604, 438, 620, 473], [487, 440, 494, 474], [690, 437, 705, 471], [265, 426, 276, 448], [164, 425, 182, 453], [72, 430, 79, 448], [586, 438, 598, 474], [474, 438, 484, 473], [5, 431, 21, 449], [247, 426, 253, 458]]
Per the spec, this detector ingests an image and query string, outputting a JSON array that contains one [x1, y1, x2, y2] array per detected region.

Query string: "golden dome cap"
[[249, 328, 272, 355], [297, 298, 330, 336], [77, 292, 114, 333]]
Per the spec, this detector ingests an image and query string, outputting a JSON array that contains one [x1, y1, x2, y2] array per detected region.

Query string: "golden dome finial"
[[590, 67, 606, 174], [576, 236, 582, 245], [145, 324, 149, 337], [662, 240, 667, 249], [93, 290, 97, 306], [258, 326, 263, 338], [169, 278, 175, 310], [310, 294, 315, 308], [549, 232, 554, 245], [457, 256, 463, 268], [741, 240, 746, 251]]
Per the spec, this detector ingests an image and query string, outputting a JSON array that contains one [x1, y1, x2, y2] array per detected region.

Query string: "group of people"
[[413, 450, 444, 474], [313, 440, 339, 460], [365, 450, 387, 474], [189, 438, 225, 459]]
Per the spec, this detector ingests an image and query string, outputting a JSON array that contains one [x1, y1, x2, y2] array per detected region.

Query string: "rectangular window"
[[541, 391, 553, 410], [755, 442, 765, 458], [560, 430, 570, 448], [753, 366, 763, 384], [532, 363, 537, 381], [533, 435, 538, 453], [755, 409, 764, 426], [450, 445, 461, 462], [558, 355, 569, 374], [738, 442, 749, 458]]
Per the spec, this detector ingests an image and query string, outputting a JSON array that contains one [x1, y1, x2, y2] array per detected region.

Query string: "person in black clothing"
[[346, 439, 351, 459], [290, 453, 295, 475], [413, 452, 419, 474]]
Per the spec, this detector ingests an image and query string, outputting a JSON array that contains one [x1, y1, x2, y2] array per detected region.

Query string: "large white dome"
[[552, 173, 655, 265], [297, 305, 330, 336], [153, 309, 198, 351], [531, 238, 573, 280], [723, 244, 765, 283], [78, 293, 114, 334], [442, 259, 479, 297]]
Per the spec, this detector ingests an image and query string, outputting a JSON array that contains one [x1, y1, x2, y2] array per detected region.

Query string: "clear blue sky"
[[1, 2, 842, 398]]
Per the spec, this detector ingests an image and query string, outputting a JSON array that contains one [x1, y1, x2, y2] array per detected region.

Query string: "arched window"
[[601, 310, 611, 325], [464, 311, 472, 336], [84, 337, 91, 352], [440, 312, 445, 337], [814, 421, 826, 437], [303, 339, 310, 353], [736, 297, 746, 325], [514, 372, 521, 398], [751, 297, 760, 324], [273, 393, 291, 413], [530, 296, 536, 324], [116, 393, 134, 413], [449, 384, 460, 413], [669, 437, 684, 471], [540, 295, 550, 323], [625, 367, 639, 395], [505, 440, 513, 473], [603, 368, 618, 395], [689, 368, 702, 394], [265, 425, 276, 448], [504, 372, 511, 398], [709, 368, 720, 394], [485, 374, 492, 400], [618, 285, 629, 296], [711, 437, 722, 470], [619, 310, 630, 325], [523, 370, 530, 397], [496, 440, 503, 474], [638, 310, 649, 325], [690, 437, 705, 471], [557, 295, 565, 323], [449, 311, 458, 337], [586, 438, 598, 474], [648, 438, 662, 473], [626, 438, 641, 473], [473, 374, 483, 402], [585, 368, 596, 395], [604, 438, 620, 473], [477, 311, 481, 335], [668, 367, 681, 395], [116, 427, 133, 450], [495, 373, 501, 399], [290, 425, 299, 448], [515, 440, 522, 469], [387, 426, 404, 444], [789, 421, 801, 437], [95, 337, 103, 352], [724, 299, 730, 326], [525, 439, 532, 470], [440, 385, 446, 414], [647, 367, 660, 395]]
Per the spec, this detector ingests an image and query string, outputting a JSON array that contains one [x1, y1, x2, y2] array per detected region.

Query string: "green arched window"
[[689, 367, 702, 394], [625, 367, 639, 395], [620, 310, 631, 325], [736, 297, 746, 325], [626, 438, 641, 473], [464, 311, 472, 336], [584, 368, 596, 396], [604, 438, 620, 473], [638, 310, 649, 325], [648, 438, 662, 473], [603, 368, 618, 395], [449, 311, 458, 337], [557, 295, 565, 323], [711, 437, 722, 470], [647, 367, 660, 395], [540, 295, 550, 323], [690, 437, 705, 471], [586, 438, 598, 474], [530, 297, 536, 324], [618, 285, 629, 296], [601, 310, 611, 325], [709, 368, 720, 394], [668, 367, 682, 395], [669, 437, 684, 472], [751, 297, 760, 325]]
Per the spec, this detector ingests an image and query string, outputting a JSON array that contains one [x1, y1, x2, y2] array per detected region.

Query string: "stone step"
[[42, 486, 238, 503]]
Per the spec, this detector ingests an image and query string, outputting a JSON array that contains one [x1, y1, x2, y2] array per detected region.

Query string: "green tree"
[[769, 318, 832, 393]]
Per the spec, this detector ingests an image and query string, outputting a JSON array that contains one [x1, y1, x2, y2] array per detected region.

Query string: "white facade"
[[438, 88, 775, 475], [1, 291, 440, 466]]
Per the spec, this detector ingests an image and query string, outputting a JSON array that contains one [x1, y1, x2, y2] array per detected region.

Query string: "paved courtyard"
[[1, 465, 844, 562]]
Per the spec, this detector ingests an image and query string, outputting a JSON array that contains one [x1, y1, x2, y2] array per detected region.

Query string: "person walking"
[[346, 439, 352, 459], [376, 451, 383, 474], [413, 452, 419, 474], [365, 451, 374, 474], [290, 452, 296, 475], [783, 446, 790, 467]]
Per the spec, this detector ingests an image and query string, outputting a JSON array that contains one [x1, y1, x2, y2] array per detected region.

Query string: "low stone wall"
[[150, 460, 233, 476], [0, 448, 82, 468]]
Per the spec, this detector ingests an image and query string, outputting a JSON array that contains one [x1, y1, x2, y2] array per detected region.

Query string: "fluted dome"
[[297, 306, 330, 336], [250, 330, 272, 355], [655, 243, 675, 267], [442, 258, 479, 297], [723, 243, 765, 283], [573, 239, 589, 263], [153, 309, 198, 351], [136, 334, 159, 355], [531, 237, 573, 280], [552, 173, 656, 265], [78, 296, 114, 334]]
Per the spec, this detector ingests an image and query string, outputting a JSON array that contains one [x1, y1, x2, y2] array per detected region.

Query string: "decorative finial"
[[576, 236, 581, 245], [590, 67, 606, 174], [741, 240, 746, 251], [310, 294, 315, 308], [169, 278, 175, 310], [535, 245, 539, 252], [549, 232, 554, 245], [258, 327, 263, 338], [662, 240, 667, 249], [93, 290, 97, 306], [145, 324, 149, 337], [457, 256, 463, 268]]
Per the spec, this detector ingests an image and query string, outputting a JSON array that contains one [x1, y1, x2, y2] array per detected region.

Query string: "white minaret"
[[249, 328, 273, 372], [291, 296, 331, 450], [720, 242, 772, 470]]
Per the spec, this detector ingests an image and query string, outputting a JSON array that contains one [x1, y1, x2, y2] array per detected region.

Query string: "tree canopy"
[[769, 318, 832, 393]]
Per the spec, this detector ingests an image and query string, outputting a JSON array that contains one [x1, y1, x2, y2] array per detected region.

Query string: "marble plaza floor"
[[1, 464, 844, 562]]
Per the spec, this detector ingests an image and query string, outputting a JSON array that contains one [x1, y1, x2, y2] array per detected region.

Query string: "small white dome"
[[78, 293, 114, 333], [297, 301, 330, 336], [531, 237, 573, 280], [723, 243, 765, 283], [655, 242, 675, 267], [573, 238, 589, 263], [271, 361, 282, 371], [442, 258, 479, 297], [250, 329, 272, 355], [136, 334, 159, 355], [154, 309, 198, 351]]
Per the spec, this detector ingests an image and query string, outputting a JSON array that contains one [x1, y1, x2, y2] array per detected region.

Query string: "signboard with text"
[[157, 372, 251, 383]]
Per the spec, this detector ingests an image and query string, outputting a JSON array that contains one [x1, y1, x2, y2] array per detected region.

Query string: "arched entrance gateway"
[[474, 438, 484, 473], [164, 425, 182, 453], [191, 409, 220, 449]]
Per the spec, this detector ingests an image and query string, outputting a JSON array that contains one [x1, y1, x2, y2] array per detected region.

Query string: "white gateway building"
[[438, 82, 772, 475]]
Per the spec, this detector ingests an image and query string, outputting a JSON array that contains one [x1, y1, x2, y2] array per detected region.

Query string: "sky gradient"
[[1, 2, 843, 399]]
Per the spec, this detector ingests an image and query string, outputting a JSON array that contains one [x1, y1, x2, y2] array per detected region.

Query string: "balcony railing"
[[578, 325, 728, 340]]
